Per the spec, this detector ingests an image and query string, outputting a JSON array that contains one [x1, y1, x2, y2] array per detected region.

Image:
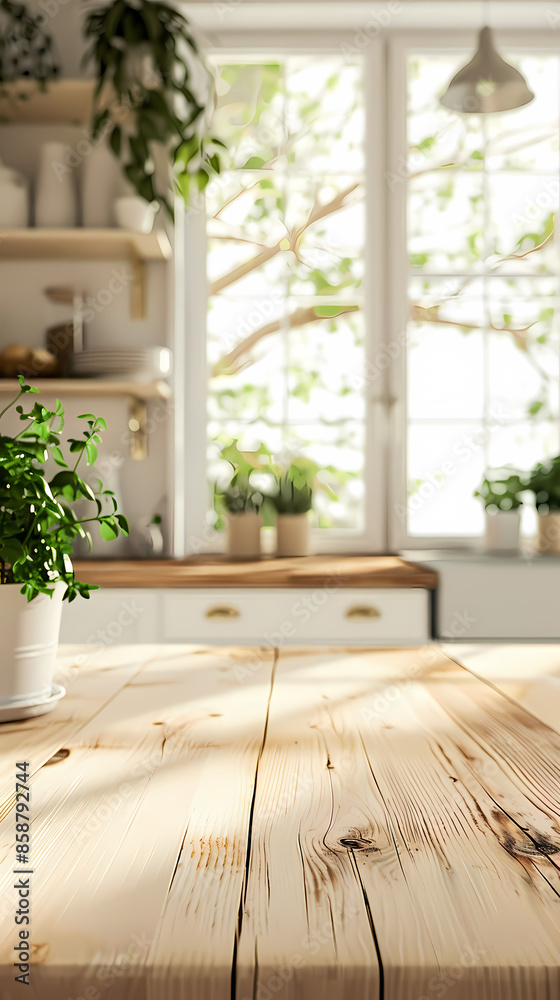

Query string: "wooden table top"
[[72, 554, 438, 589], [1, 641, 560, 998]]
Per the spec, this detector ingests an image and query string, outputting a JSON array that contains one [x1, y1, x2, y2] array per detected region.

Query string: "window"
[[396, 38, 560, 545], [181, 22, 559, 554], [204, 51, 370, 543]]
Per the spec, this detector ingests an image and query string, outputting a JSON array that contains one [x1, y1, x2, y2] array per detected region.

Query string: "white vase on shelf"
[[35, 142, 77, 228], [82, 141, 122, 227], [0, 159, 29, 227]]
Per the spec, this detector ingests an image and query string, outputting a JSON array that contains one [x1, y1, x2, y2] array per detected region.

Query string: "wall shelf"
[[0, 379, 171, 460], [0, 378, 171, 400], [0, 79, 97, 125], [0, 229, 172, 320], [0, 228, 172, 262]]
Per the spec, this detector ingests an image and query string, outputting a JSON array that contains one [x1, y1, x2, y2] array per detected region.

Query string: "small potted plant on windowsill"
[[474, 470, 524, 551], [272, 474, 313, 558], [0, 377, 129, 722], [528, 455, 560, 554], [222, 486, 263, 559]]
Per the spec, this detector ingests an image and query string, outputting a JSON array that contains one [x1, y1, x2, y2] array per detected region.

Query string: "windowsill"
[[401, 547, 553, 564]]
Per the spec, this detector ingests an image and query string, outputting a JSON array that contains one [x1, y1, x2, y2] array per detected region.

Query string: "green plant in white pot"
[[474, 471, 524, 551], [272, 474, 313, 558], [221, 485, 263, 559], [528, 455, 560, 554], [83, 0, 225, 217], [0, 378, 129, 721]]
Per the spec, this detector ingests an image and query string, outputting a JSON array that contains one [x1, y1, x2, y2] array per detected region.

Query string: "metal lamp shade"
[[440, 27, 534, 114]]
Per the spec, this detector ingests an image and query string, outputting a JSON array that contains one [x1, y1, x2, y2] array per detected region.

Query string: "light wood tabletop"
[[1, 641, 560, 999]]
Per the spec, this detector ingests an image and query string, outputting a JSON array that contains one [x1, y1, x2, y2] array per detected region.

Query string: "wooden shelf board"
[[0, 79, 96, 125], [72, 555, 438, 590], [0, 228, 172, 262], [0, 379, 171, 401]]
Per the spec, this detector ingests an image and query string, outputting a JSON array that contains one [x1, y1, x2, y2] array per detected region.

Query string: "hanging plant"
[[83, 0, 225, 217], [0, 0, 60, 94]]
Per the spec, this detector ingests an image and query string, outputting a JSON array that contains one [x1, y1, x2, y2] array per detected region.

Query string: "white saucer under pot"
[[0, 683, 66, 723]]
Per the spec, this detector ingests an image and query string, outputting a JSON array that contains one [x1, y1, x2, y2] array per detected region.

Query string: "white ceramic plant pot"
[[276, 513, 311, 557], [114, 195, 158, 234], [0, 582, 65, 706], [36, 142, 77, 227], [484, 509, 521, 551], [227, 512, 262, 559], [536, 512, 560, 554]]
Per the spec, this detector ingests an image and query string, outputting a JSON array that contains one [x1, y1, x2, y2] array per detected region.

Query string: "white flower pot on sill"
[[536, 512, 560, 554], [227, 512, 262, 559], [276, 513, 311, 558], [0, 582, 65, 714], [484, 509, 520, 551]]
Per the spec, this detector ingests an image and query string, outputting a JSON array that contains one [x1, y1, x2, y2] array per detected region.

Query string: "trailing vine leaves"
[[83, 0, 225, 217], [0, 377, 129, 603], [0, 0, 60, 93]]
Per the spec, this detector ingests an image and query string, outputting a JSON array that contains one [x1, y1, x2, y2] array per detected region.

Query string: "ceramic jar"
[[36, 142, 77, 227], [0, 159, 29, 227], [276, 513, 311, 557], [82, 141, 122, 227], [227, 512, 262, 559], [484, 509, 521, 551], [536, 512, 560, 554]]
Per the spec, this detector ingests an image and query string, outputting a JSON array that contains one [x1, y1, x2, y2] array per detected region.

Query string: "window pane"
[[207, 54, 366, 532], [406, 49, 560, 539]]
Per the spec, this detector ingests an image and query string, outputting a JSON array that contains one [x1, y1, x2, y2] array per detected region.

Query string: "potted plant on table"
[[528, 455, 560, 554], [221, 485, 263, 559], [474, 470, 524, 551], [0, 378, 128, 721], [272, 472, 314, 557]]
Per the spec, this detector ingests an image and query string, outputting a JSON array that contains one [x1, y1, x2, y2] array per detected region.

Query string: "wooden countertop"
[[72, 554, 437, 589], [1, 642, 560, 997]]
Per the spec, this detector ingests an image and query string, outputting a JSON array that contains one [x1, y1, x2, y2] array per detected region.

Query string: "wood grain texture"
[[72, 555, 438, 590], [1, 642, 560, 999], [0, 644, 275, 1000]]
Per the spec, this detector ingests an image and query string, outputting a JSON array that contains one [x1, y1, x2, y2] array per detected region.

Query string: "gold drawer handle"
[[346, 605, 382, 620], [205, 605, 240, 620]]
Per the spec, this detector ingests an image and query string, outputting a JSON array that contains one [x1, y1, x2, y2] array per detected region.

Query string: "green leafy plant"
[[215, 439, 266, 518], [0, 377, 129, 602], [528, 455, 560, 513], [221, 485, 263, 516], [474, 470, 525, 512], [272, 473, 313, 515], [0, 0, 59, 93], [83, 0, 225, 216]]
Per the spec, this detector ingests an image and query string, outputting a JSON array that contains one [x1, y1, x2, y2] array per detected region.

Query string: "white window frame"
[[179, 30, 389, 555], [387, 28, 560, 550]]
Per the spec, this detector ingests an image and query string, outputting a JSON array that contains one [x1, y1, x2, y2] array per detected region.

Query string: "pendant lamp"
[[440, 25, 534, 114]]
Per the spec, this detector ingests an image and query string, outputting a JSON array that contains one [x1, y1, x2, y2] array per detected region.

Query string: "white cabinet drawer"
[[60, 589, 159, 645], [162, 588, 430, 645]]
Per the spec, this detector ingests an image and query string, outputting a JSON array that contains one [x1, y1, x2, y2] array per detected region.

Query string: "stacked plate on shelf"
[[72, 347, 172, 381]]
